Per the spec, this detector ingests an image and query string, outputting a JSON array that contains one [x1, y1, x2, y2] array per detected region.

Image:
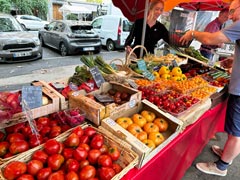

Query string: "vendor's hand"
[[125, 45, 132, 54], [180, 31, 194, 46]]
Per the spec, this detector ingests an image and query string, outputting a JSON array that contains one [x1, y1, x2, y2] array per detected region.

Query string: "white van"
[[91, 15, 132, 51]]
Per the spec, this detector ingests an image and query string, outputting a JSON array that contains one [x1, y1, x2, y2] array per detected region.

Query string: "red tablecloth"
[[122, 100, 227, 180]]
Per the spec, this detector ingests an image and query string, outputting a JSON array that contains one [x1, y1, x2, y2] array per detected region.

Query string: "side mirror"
[[44, 24, 49, 30]]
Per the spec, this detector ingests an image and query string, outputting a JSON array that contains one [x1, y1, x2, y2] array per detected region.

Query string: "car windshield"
[[0, 17, 23, 32], [71, 25, 93, 34]]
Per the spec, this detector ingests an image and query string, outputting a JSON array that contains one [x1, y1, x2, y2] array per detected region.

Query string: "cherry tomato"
[[44, 139, 61, 155], [108, 146, 120, 161], [72, 126, 84, 138], [73, 147, 88, 161], [64, 133, 80, 148], [98, 167, 116, 180], [27, 159, 43, 176], [65, 158, 80, 172], [90, 134, 104, 149], [3, 161, 27, 180], [88, 149, 101, 165], [48, 170, 65, 180], [65, 171, 79, 180], [84, 127, 96, 138], [31, 150, 48, 164], [62, 148, 74, 160], [98, 154, 113, 167], [47, 154, 64, 171], [36, 167, 52, 180], [112, 163, 122, 174], [79, 165, 96, 180], [9, 140, 29, 155], [0, 141, 9, 157], [16, 174, 34, 180]]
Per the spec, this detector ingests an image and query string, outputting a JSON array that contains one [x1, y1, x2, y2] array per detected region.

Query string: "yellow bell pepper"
[[159, 66, 170, 75], [171, 67, 182, 76], [152, 71, 160, 78], [161, 73, 171, 80]]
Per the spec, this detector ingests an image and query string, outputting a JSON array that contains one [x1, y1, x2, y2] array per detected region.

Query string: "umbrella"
[[178, 0, 230, 11], [112, 0, 232, 22]]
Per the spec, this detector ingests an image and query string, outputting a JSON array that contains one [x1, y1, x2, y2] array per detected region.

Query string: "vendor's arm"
[[180, 30, 230, 46]]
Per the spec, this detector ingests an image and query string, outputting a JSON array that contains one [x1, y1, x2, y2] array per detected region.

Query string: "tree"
[[0, 0, 48, 20], [86, 0, 103, 3]]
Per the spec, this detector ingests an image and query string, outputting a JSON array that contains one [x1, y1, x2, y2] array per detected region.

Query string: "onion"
[[42, 95, 49, 105]]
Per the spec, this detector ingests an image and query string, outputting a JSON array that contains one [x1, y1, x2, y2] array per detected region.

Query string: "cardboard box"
[[101, 100, 183, 168], [69, 82, 142, 125]]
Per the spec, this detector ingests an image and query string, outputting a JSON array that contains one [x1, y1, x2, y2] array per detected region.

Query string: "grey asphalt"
[[0, 66, 239, 180]]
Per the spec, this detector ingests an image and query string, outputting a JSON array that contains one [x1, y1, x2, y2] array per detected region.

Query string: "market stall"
[[0, 1, 233, 180]]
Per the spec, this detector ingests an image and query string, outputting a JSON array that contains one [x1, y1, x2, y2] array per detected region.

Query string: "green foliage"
[[0, 0, 48, 20], [0, 0, 12, 13], [67, 14, 78, 20], [86, 0, 103, 3]]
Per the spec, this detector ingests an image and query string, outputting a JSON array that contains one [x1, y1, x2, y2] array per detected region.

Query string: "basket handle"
[[125, 45, 148, 66], [109, 58, 124, 66]]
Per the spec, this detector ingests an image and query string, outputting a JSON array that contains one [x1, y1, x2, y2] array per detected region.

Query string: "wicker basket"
[[0, 125, 138, 180], [125, 45, 149, 78]]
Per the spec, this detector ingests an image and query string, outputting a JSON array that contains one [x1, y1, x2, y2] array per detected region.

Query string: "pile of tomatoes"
[[2, 126, 123, 180], [0, 117, 73, 160]]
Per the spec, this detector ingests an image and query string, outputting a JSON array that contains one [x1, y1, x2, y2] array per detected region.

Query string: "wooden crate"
[[0, 125, 138, 180], [0, 83, 60, 129], [32, 80, 68, 110]]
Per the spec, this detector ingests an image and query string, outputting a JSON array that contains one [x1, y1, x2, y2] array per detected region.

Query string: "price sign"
[[172, 60, 178, 67], [94, 94, 114, 103], [21, 86, 42, 109], [90, 66, 105, 88], [142, 70, 155, 81], [127, 79, 138, 89], [137, 59, 147, 71]]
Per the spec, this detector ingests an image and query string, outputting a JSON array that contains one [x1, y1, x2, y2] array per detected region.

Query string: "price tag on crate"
[[21, 86, 42, 109], [90, 66, 105, 88], [137, 59, 147, 71], [142, 70, 155, 81]]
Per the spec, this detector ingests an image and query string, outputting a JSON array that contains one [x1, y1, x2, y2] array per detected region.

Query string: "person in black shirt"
[[125, 0, 169, 58]]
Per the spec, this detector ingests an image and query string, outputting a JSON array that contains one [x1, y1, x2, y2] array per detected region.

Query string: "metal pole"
[[140, 0, 149, 58]]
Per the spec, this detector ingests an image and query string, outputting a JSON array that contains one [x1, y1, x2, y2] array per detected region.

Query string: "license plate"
[[13, 52, 32, 57], [83, 47, 94, 51]]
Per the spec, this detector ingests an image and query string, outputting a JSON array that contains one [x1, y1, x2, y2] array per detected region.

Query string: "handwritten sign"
[[90, 66, 105, 88], [137, 59, 147, 71], [142, 70, 155, 81], [21, 86, 42, 109]]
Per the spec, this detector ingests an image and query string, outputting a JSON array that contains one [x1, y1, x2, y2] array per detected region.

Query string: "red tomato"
[[0, 131, 5, 141], [79, 135, 90, 144], [16, 174, 34, 180], [65, 158, 80, 172], [3, 161, 27, 180], [49, 126, 62, 138], [37, 117, 50, 126], [62, 148, 74, 160], [36, 167, 52, 180], [9, 140, 29, 155], [47, 154, 64, 171], [21, 125, 32, 138], [112, 163, 122, 174], [73, 147, 88, 161], [29, 134, 43, 148], [10, 123, 25, 133], [108, 146, 120, 161], [48, 171, 65, 180], [98, 154, 113, 167], [90, 134, 104, 149], [64, 133, 80, 148], [49, 120, 58, 127], [7, 133, 25, 143], [61, 124, 71, 132], [0, 141, 9, 157], [27, 159, 43, 176], [79, 160, 90, 169], [79, 165, 96, 180], [72, 126, 84, 138], [99, 144, 108, 154], [84, 127, 96, 138], [39, 126, 51, 137], [88, 149, 101, 165], [98, 167, 116, 180], [65, 171, 79, 180], [31, 150, 48, 164], [78, 143, 90, 152], [44, 139, 61, 155]]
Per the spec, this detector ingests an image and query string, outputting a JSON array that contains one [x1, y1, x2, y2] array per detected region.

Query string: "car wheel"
[[60, 42, 68, 56], [106, 40, 115, 51], [39, 36, 45, 47]]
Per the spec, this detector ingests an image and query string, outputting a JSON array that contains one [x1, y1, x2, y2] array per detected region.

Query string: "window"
[[122, 20, 132, 32], [92, 18, 102, 29]]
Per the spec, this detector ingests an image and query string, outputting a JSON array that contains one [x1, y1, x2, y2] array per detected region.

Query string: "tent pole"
[[140, 0, 149, 58]]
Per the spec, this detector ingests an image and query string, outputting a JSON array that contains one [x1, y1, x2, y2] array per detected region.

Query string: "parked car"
[[39, 20, 101, 56], [0, 13, 42, 63], [15, 15, 49, 31], [91, 15, 132, 51]]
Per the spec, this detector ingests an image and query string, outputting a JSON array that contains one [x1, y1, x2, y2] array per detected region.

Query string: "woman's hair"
[[149, 0, 164, 11]]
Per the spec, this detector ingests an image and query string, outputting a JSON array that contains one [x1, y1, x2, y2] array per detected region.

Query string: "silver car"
[[38, 20, 101, 56], [0, 13, 42, 63]]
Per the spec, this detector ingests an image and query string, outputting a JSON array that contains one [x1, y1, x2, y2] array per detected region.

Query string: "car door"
[[121, 19, 132, 46], [92, 18, 104, 43], [42, 21, 57, 46], [50, 22, 65, 49]]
